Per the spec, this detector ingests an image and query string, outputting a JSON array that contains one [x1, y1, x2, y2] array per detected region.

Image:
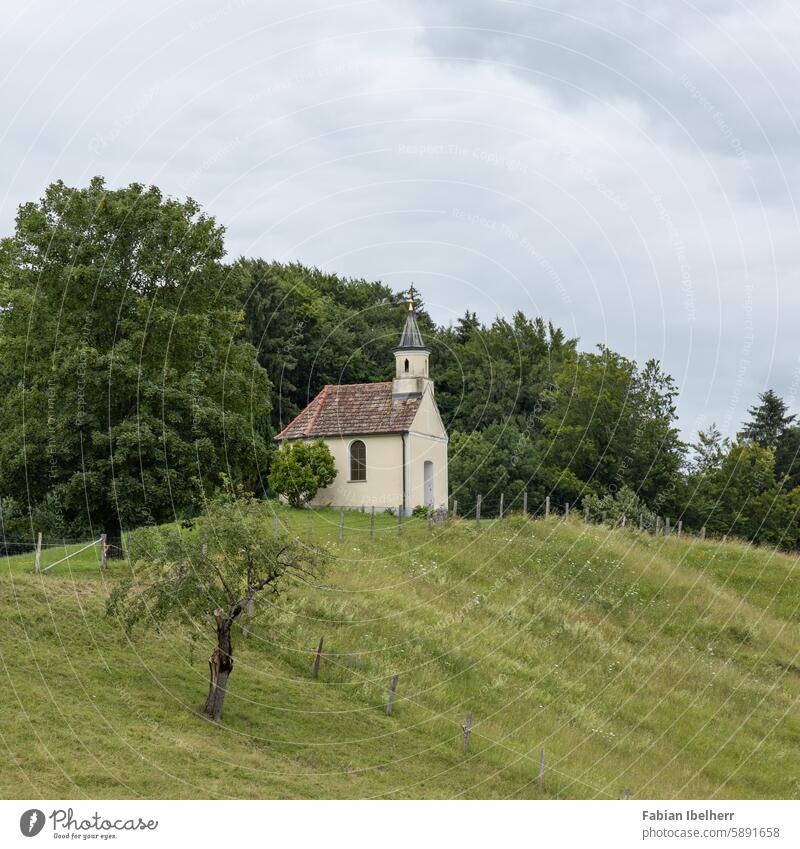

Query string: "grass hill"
[[1, 507, 798, 799]]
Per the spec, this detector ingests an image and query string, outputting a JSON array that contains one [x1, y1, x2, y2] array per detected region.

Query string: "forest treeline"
[[1, 180, 799, 550], [242, 258, 800, 548]]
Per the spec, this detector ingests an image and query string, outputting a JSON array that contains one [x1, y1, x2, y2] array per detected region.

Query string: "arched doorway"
[[423, 461, 434, 508]]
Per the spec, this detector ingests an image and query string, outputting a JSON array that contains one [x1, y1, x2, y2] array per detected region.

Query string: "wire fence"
[[0, 536, 103, 556], [40, 538, 102, 572], [1, 533, 111, 573]]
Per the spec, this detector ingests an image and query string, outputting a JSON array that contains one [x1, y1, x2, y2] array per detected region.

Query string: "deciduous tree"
[[0, 178, 270, 550], [108, 498, 328, 721], [269, 439, 336, 507]]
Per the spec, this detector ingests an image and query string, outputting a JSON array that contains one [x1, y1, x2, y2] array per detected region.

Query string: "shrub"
[[583, 485, 656, 529], [268, 440, 337, 508]]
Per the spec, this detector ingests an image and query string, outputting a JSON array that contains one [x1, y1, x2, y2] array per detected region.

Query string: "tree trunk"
[[103, 515, 123, 560], [204, 609, 234, 721]]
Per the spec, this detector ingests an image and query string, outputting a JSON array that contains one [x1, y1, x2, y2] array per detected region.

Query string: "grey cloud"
[[1, 0, 799, 439], [416, 0, 800, 165]]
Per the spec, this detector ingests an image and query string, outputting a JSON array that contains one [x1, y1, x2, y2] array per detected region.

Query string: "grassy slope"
[[0, 508, 798, 800]]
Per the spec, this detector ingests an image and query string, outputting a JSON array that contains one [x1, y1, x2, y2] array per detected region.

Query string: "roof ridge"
[[329, 380, 392, 388], [303, 385, 328, 436]]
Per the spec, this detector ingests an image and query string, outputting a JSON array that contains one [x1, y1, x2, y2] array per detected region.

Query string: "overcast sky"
[[3, 0, 800, 438]]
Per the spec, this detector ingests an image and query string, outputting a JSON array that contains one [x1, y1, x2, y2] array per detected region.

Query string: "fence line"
[[315, 642, 619, 799], [40, 538, 103, 572], [296, 500, 732, 545]]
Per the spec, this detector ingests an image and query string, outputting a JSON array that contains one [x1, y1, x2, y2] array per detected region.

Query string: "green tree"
[[775, 425, 800, 490], [683, 424, 731, 530], [690, 423, 730, 474], [448, 423, 558, 516], [542, 348, 683, 510], [755, 486, 800, 549], [626, 358, 685, 509], [108, 498, 328, 721], [542, 346, 639, 492], [269, 439, 336, 507], [240, 260, 425, 432], [739, 389, 795, 449], [434, 312, 575, 433], [701, 442, 779, 539], [0, 178, 270, 551]]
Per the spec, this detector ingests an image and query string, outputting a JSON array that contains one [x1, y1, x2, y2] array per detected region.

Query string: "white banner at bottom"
[[1, 799, 796, 848]]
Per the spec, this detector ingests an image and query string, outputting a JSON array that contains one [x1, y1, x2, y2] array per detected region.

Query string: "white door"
[[423, 461, 434, 508]]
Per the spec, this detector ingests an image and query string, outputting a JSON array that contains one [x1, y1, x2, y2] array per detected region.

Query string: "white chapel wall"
[[407, 432, 449, 510], [309, 433, 405, 510]]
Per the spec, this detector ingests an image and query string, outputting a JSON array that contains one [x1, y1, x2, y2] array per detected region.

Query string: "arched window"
[[404, 358, 409, 373], [349, 440, 367, 481]]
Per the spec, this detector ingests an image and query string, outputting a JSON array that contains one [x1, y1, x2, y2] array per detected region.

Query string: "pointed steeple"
[[395, 290, 428, 351], [392, 288, 432, 399]]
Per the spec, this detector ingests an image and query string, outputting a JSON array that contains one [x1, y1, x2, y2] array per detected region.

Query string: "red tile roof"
[[275, 382, 421, 440]]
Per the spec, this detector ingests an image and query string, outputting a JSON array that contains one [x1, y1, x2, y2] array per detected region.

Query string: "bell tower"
[[392, 292, 431, 399]]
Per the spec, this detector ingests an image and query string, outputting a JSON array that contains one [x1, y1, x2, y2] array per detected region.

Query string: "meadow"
[[1, 507, 798, 799]]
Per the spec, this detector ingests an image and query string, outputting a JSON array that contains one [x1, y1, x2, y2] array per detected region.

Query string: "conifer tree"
[[740, 390, 795, 449]]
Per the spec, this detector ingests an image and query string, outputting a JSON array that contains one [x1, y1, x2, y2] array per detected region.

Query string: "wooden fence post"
[[398, 507, 403, 534], [624, 788, 631, 800], [427, 508, 433, 530], [452, 499, 458, 519], [34, 532, 42, 574], [523, 491, 528, 517], [584, 506, 590, 522], [545, 496, 550, 518], [476, 494, 482, 523], [370, 506, 375, 538], [339, 510, 345, 540], [677, 520, 683, 537], [621, 515, 626, 527], [602, 511, 607, 525], [655, 516, 661, 534], [639, 513, 643, 530], [386, 673, 399, 714], [463, 711, 472, 754], [665, 516, 670, 536], [701, 525, 706, 539], [538, 746, 545, 790], [722, 534, 728, 544], [565, 502, 570, 519], [499, 492, 504, 519], [100, 533, 108, 570], [312, 636, 324, 678]]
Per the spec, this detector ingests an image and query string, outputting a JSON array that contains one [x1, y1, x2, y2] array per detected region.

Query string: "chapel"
[[274, 297, 449, 513]]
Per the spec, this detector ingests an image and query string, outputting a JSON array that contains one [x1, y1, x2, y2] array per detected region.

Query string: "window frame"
[[349, 439, 367, 482]]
